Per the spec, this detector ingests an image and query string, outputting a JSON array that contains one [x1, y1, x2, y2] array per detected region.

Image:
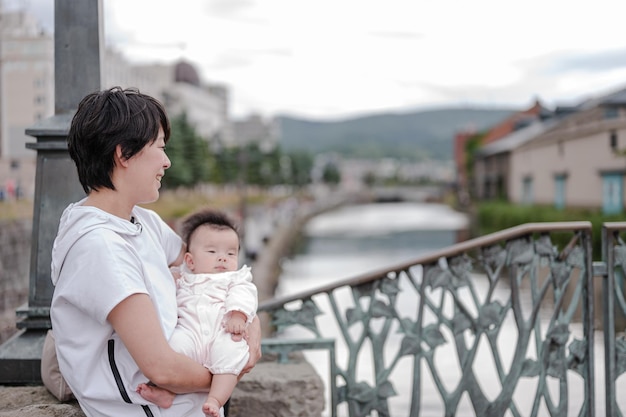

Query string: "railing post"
[[603, 224, 618, 417], [583, 229, 596, 417]]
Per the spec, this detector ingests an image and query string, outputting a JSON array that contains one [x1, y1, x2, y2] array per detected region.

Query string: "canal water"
[[273, 202, 608, 417]]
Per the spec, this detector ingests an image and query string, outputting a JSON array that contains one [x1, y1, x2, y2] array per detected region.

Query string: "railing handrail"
[[259, 221, 592, 311], [603, 221, 626, 231]]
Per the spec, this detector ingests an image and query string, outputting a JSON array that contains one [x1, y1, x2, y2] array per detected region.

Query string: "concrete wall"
[[0, 219, 31, 345]]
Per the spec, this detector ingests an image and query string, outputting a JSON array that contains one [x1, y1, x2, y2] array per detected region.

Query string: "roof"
[[475, 119, 558, 158], [476, 85, 626, 159], [480, 100, 551, 145], [576, 86, 626, 110], [599, 88, 626, 106], [174, 60, 200, 86]]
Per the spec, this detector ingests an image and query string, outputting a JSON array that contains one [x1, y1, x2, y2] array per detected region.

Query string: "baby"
[[137, 209, 258, 416]]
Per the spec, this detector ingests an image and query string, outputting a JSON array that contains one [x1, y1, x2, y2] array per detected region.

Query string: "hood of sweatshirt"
[[50, 198, 143, 285]]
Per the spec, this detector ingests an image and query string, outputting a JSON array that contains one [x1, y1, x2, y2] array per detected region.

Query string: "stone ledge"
[[230, 352, 324, 417], [0, 386, 84, 417], [0, 352, 324, 417]]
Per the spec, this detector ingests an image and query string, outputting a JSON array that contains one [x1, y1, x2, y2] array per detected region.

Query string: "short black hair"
[[67, 86, 171, 193], [181, 209, 240, 249]]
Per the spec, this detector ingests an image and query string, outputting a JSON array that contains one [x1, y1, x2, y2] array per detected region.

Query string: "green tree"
[[163, 113, 212, 189], [322, 162, 341, 185], [211, 144, 313, 187], [282, 151, 312, 186], [211, 147, 239, 184], [464, 132, 486, 198]]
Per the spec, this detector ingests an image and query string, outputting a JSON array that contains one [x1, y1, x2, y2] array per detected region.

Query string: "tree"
[[464, 132, 486, 199], [211, 144, 313, 187], [322, 162, 341, 185], [162, 112, 212, 189], [280, 150, 313, 186]]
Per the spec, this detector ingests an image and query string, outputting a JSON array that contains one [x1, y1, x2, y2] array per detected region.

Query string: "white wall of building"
[[510, 113, 626, 208], [0, 10, 53, 198], [0, 8, 234, 199]]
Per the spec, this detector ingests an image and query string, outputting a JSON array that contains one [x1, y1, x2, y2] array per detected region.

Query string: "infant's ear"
[[183, 252, 194, 270]]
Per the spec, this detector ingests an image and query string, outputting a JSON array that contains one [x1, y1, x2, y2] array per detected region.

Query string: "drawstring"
[[108, 339, 154, 417]]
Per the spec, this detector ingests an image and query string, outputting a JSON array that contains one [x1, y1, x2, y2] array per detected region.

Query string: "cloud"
[[542, 48, 626, 75], [15, 0, 626, 119], [206, 0, 256, 16], [241, 48, 293, 57], [204, 0, 270, 25], [368, 31, 423, 40], [207, 52, 254, 70]]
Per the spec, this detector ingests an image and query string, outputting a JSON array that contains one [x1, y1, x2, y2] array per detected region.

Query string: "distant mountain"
[[277, 107, 517, 160]]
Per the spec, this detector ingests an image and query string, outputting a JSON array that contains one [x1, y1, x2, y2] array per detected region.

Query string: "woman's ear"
[[115, 145, 130, 168]]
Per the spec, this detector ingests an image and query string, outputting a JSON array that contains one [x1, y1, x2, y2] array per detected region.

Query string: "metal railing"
[[259, 222, 598, 417], [602, 222, 626, 417]]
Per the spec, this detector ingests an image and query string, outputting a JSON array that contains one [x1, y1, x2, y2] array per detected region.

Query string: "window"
[[554, 174, 567, 210], [605, 107, 619, 119], [610, 130, 618, 150], [522, 176, 533, 205], [602, 173, 623, 215]]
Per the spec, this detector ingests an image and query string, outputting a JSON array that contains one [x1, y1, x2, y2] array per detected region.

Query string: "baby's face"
[[184, 226, 239, 274]]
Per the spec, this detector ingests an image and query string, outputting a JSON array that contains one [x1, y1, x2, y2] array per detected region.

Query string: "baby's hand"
[[224, 311, 247, 337]]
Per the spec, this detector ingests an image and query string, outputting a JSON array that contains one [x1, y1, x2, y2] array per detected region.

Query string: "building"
[[102, 55, 233, 149], [162, 61, 233, 147], [473, 119, 559, 201], [0, 8, 53, 199], [231, 114, 280, 151], [507, 87, 626, 213], [453, 100, 551, 204], [472, 86, 626, 214], [0, 5, 234, 200]]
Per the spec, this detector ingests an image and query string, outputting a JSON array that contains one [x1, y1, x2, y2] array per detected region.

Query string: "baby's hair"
[[181, 209, 239, 248]]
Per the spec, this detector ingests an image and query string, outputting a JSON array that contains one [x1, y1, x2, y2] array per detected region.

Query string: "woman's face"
[[127, 127, 171, 204]]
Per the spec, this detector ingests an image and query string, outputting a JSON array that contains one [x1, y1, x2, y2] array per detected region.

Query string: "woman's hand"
[[238, 316, 262, 378]]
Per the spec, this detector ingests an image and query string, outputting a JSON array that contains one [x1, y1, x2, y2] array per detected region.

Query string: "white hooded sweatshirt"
[[50, 199, 207, 417]]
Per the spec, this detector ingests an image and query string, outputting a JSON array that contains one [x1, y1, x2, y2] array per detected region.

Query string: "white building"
[[0, 6, 233, 199], [0, 9, 53, 199], [231, 114, 280, 151], [160, 60, 232, 146], [103, 55, 233, 146]]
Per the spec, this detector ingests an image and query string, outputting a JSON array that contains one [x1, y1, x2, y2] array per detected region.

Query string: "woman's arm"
[[169, 245, 186, 268], [108, 293, 212, 394]]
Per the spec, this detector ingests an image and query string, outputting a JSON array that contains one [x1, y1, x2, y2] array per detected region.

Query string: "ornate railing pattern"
[[602, 222, 626, 417], [259, 222, 595, 417]]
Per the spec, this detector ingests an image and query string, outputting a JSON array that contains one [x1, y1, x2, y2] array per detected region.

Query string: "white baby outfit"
[[169, 265, 258, 375]]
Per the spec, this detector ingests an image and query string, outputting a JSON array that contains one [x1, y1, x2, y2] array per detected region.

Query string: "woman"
[[50, 86, 261, 417]]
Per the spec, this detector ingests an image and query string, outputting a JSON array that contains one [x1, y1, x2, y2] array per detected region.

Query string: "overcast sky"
[[8, 0, 626, 120]]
